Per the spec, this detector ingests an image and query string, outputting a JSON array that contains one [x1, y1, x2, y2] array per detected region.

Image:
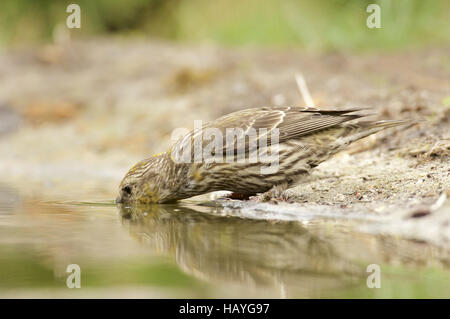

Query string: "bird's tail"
[[333, 119, 414, 148]]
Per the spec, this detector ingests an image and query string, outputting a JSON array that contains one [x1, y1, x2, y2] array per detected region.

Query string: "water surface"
[[0, 185, 449, 298]]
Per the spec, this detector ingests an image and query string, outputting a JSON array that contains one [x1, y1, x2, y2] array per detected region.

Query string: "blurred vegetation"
[[0, 0, 449, 50]]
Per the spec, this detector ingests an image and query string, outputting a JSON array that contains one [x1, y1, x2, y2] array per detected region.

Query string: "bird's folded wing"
[[170, 107, 365, 163]]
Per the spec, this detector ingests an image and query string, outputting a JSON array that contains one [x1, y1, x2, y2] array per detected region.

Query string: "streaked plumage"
[[117, 106, 408, 204]]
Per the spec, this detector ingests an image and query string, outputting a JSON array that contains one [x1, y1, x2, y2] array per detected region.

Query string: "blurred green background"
[[1, 0, 449, 50]]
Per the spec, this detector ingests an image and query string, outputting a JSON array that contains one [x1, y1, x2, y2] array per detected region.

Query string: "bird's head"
[[116, 153, 173, 204]]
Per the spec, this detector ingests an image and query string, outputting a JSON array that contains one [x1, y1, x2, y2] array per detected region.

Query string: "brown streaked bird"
[[116, 107, 408, 204]]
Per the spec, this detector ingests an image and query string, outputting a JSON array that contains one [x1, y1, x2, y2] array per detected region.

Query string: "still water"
[[0, 184, 449, 298]]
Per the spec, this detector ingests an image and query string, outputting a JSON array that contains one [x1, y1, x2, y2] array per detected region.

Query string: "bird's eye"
[[122, 186, 132, 195]]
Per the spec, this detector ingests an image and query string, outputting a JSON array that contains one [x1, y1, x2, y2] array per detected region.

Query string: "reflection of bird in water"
[[118, 204, 366, 296]]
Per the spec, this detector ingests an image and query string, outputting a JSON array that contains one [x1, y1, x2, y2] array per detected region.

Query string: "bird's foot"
[[250, 184, 294, 203]]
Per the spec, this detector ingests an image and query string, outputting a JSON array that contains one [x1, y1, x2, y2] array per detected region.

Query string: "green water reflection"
[[0, 197, 449, 298]]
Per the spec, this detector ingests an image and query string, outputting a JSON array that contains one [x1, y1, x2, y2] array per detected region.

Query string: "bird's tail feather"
[[359, 119, 413, 129], [333, 119, 413, 148]]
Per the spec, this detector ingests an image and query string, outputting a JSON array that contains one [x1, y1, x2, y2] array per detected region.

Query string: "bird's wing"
[[170, 107, 364, 163]]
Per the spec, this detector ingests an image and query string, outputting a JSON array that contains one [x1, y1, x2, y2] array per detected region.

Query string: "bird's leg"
[[215, 192, 252, 201], [250, 183, 293, 202]]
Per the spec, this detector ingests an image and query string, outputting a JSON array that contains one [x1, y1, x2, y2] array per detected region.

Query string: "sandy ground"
[[0, 39, 449, 247]]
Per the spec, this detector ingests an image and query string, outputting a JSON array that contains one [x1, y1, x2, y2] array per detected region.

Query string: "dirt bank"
[[0, 39, 448, 246]]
